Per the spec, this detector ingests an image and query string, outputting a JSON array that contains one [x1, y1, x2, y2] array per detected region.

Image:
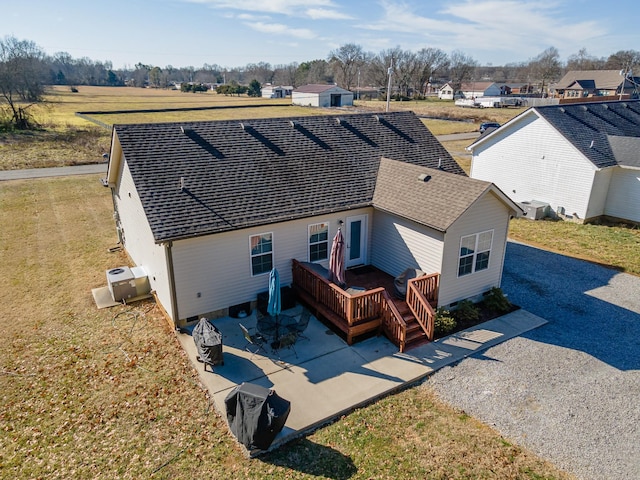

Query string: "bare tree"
[[413, 47, 449, 95], [447, 50, 478, 93], [273, 62, 299, 87], [566, 48, 605, 71], [604, 50, 640, 72], [328, 43, 366, 90], [245, 62, 274, 85], [0, 36, 47, 129], [529, 47, 562, 95]]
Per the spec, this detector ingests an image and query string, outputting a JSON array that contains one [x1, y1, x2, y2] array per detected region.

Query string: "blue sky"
[[2, 0, 636, 69]]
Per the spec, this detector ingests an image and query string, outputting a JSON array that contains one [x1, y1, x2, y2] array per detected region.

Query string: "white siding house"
[[469, 100, 640, 223], [292, 84, 354, 107], [105, 112, 518, 341]]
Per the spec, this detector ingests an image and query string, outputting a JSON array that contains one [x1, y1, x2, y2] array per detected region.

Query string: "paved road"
[[0, 134, 477, 182], [0, 163, 107, 181]]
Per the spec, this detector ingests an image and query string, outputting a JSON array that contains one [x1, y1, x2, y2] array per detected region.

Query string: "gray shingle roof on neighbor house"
[[533, 100, 640, 169], [113, 111, 466, 243], [293, 84, 349, 94], [373, 158, 496, 232]]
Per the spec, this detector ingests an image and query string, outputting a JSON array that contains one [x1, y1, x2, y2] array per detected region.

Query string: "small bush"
[[454, 299, 480, 323], [434, 307, 456, 336], [482, 287, 511, 314]]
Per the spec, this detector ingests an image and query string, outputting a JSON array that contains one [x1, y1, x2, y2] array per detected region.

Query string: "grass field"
[[0, 177, 578, 479], [1, 86, 514, 170]]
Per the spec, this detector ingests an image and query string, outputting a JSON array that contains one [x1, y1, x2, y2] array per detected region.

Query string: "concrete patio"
[[176, 304, 547, 456]]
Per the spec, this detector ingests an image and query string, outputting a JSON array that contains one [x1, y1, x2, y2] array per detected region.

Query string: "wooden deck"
[[291, 260, 439, 352]]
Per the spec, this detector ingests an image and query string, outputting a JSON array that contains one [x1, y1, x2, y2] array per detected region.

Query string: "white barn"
[[468, 100, 640, 224], [292, 84, 354, 107]]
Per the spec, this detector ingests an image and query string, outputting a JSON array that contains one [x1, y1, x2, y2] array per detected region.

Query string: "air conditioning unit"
[[519, 200, 550, 220], [106, 266, 151, 302], [106, 267, 136, 302]]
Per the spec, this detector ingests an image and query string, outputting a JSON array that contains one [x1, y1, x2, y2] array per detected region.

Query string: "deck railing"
[[406, 274, 439, 341], [380, 290, 407, 352], [291, 259, 383, 326]]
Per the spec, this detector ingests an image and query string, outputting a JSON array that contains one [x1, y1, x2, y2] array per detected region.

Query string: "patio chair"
[[272, 331, 298, 359], [290, 308, 312, 341], [239, 323, 267, 358]]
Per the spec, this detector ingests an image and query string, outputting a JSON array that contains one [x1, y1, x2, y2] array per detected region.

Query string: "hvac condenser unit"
[[106, 267, 136, 302], [106, 266, 151, 302], [519, 200, 550, 220]]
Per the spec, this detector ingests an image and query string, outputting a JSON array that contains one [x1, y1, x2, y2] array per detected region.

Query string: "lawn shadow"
[[502, 241, 640, 371], [260, 438, 357, 479]]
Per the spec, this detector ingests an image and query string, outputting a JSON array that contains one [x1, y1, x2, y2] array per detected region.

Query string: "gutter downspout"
[[165, 241, 179, 329]]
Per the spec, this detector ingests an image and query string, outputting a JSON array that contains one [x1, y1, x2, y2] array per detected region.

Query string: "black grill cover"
[[192, 318, 223, 367], [224, 382, 291, 451]]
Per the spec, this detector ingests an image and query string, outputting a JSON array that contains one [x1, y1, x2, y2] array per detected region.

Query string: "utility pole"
[[385, 60, 393, 112]]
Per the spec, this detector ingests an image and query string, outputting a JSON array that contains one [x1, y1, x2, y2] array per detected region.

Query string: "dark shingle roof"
[[113, 111, 464, 243], [534, 100, 640, 168], [373, 158, 495, 232]]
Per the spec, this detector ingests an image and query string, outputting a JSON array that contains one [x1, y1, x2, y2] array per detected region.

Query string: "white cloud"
[[245, 21, 317, 39], [183, 0, 346, 18], [305, 8, 353, 20]]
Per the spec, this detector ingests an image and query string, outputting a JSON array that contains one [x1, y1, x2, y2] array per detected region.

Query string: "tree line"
[[2, 34, 639, 130]]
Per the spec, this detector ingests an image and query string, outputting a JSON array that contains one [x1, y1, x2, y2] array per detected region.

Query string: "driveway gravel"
[[428, 240, 640, 480]]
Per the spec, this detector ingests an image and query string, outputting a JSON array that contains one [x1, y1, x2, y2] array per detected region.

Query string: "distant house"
[[105, 112, 518, 350], [261, 84, 293, 99], [468, 100, 640, 224], [439, 82, 501, 100], [292, 84, 354, 107], [553, 70, 639, 99]]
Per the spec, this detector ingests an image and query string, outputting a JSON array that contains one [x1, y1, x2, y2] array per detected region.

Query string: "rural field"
[[0, 85, 516, 170], [1, 87, 637, 479]]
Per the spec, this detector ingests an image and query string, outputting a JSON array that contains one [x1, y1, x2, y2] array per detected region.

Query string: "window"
[[308, 223, 329, 262], [458, 230, 493, 277], [250, 233, 273, 276]]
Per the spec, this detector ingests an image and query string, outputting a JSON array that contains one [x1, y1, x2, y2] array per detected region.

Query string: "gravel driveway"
[[428, 240, 640, 480]]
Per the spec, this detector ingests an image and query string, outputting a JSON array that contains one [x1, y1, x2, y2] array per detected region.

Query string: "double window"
[[458, 230, 493, 277], [250, 233, 273, 276], [308, 222, 329, 262]]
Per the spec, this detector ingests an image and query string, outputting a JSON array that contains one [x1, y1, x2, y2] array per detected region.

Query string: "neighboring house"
[[292, 84, 354, 107], [439, 82, 501, 100], [261, 85, 293, 99], [468, 100, 640, 224], [553, 70, 639, 99], [105, 111, 519, 331]]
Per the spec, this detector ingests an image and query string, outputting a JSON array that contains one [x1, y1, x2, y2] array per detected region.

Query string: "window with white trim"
[[308, 222, 329, 262], [250, 232, 273, 276], [458, 230, 493, 277]]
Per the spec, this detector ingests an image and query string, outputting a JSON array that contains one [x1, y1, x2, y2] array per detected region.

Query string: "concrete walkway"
[[176, 306, 546, 456]]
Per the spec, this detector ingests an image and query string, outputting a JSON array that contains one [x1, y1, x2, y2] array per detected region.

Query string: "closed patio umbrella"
[[267, 268, 281, 317], [329, 228, 346, 287]]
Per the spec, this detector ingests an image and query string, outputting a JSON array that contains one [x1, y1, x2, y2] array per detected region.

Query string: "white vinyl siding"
[[171, 208, 372, 320], [370, 210, 444, 278], [112, 159, 173, 319], [604, 167, 640, 223], [440, 192, 510, 307], [471, 114, 597, 219]]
